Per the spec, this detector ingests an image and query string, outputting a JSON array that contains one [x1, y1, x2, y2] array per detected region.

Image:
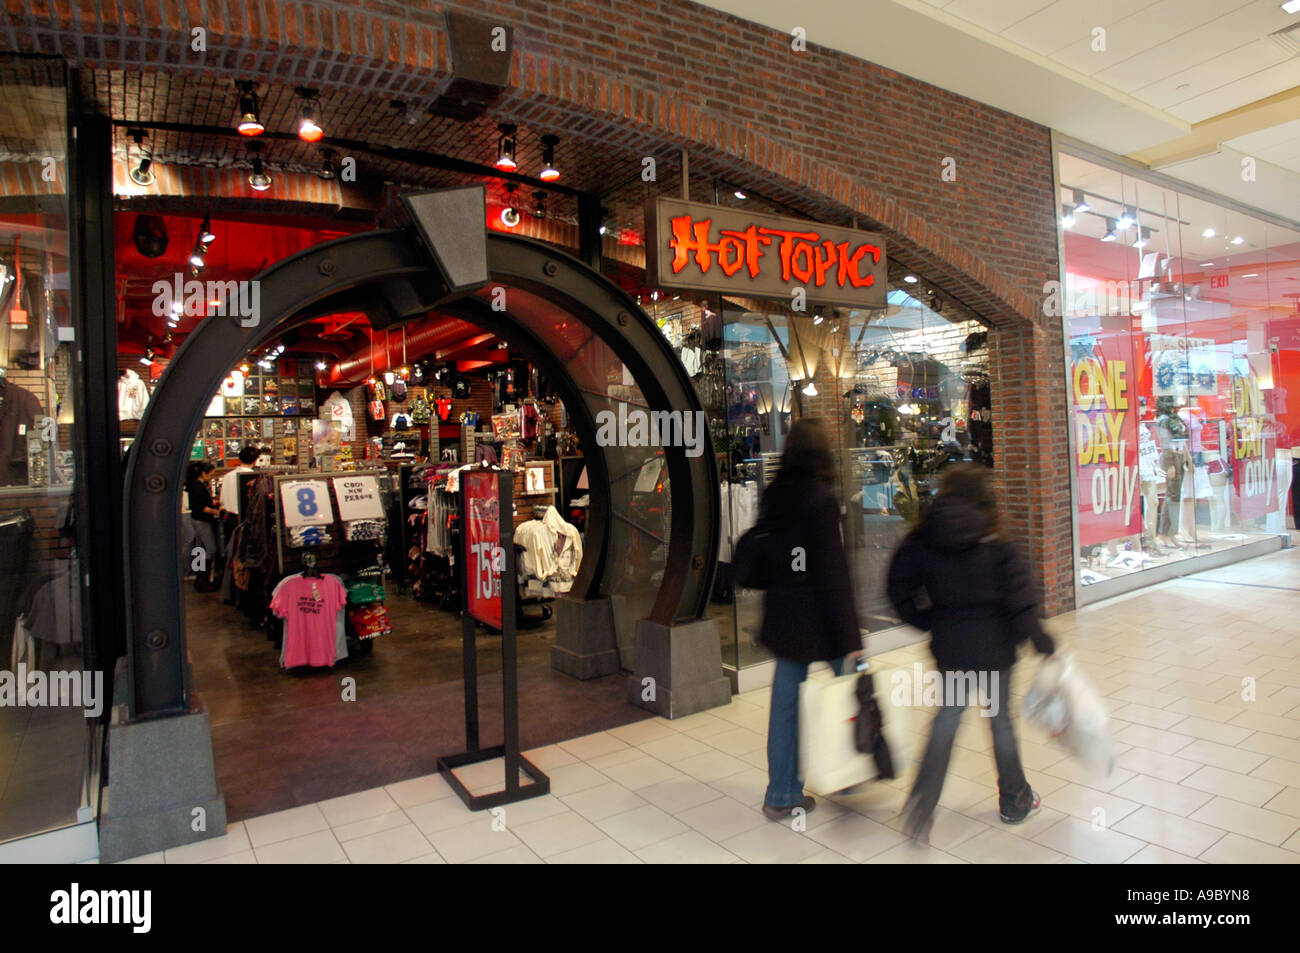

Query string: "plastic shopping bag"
[[1023, 652, 1114, 775], [800, 665, 912, 796]]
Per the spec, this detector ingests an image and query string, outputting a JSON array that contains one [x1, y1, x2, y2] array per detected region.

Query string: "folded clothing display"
[[288, 525, 333, 548], [348, 603, 392, 640], [346, 580, 386, 605], [344, 519, 386, 542]]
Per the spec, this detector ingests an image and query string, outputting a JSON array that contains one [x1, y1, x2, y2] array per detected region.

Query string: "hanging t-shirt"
[[270, 574, 347, 668], [452, 376, 471, 399], [271, 573, 348, 666], [320, 391, 355, 441], [118, 369, 150, 421], [435, 397, 453, 423]]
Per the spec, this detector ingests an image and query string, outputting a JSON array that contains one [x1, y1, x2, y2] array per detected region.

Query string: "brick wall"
[[2, 0, 1073, 612]]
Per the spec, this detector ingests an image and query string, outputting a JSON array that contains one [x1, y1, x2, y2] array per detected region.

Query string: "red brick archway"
[[3, 0, 1073, 610]]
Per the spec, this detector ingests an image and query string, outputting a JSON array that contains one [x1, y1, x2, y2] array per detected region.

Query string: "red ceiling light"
[[495, 123, 518, 172], [539, 134, 560, 182], [235, 81, 265, 136], [295, 87, 324, 143]]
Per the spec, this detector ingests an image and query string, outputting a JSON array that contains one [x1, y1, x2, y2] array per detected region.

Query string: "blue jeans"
[[765, 656, 846, 807]]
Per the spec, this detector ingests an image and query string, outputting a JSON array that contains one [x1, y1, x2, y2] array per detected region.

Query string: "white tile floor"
[[120, 547, 1300, 864]]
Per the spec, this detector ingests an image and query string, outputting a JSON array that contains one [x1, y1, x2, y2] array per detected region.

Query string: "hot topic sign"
[[645, 197, 887, 309], [1073, 334, 1140, 546]]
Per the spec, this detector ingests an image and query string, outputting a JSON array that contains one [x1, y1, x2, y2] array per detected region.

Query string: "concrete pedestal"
[[97, 691, 227, 864], [551, 596, 620, 679], [627, 617, 731, 718]]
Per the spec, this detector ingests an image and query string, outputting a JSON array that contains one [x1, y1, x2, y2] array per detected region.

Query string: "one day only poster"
[[1072, 332, 1140, 547]]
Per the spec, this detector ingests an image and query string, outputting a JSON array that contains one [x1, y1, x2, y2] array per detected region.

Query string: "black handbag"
[[732, 520, 774, 590], [854, 670, 897, 779]]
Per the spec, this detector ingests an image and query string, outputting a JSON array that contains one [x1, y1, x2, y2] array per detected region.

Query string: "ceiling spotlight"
[[1116, 207, 1136, 231], [1101, 218, 1118, 242], [235, 81, 264, 136], [903, 275, 918, 284], [1132, 227, 1151, 249], [539, 134, 560, 182], [1061, 205, 1075, 229], [495, 123, 518, 172], [1071, 190, 1090, 215], [1202, 227, 1216, 238], [198, 214, 215, 244], [533, 191, 547, 219], [127, 128, 155, 187], [501, 184, 521, 227], [813, 314, 824, 325], [1230, 235, 1245, 245], [801, 381, 818, 397], [171, 299, 183, 315], [734, 189, 747, 200], [1284, 0, 1300, 14], [189, 242, 207, 269], [315, 359, 327, 371], [318, 147, 338, 181], [295, 87, 324, 142], [598, 225, 607, 236], [246, 141, 271, 191]]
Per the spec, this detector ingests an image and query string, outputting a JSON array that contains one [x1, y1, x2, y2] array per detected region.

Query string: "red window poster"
[[1230, 373, 1277, 520], [463, 470, 504, 629], [1072, 330, 1141, 547]]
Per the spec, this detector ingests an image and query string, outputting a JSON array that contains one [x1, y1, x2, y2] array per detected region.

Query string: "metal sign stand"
[[438, 468, 549, 809]]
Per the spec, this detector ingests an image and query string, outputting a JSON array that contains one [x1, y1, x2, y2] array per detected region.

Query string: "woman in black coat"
[[744, 418, 861, 820], [886, 463, 1055, 839]]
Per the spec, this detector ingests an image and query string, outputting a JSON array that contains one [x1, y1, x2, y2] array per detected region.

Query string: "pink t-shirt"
[[271, 575, 347, 668]]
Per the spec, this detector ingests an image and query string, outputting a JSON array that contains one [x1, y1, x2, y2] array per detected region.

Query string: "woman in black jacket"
[[185, 460, 224, 592], [749, 418, 862, 820], [887, 463, 1055, 838]]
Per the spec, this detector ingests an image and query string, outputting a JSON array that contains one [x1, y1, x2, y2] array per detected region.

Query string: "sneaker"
[[1000, 790, 1042, 825], [762, 795, 815, 820]]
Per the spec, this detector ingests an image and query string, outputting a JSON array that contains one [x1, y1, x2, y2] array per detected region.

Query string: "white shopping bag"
[[1023, 652, 1114, 775], [799, 666, 912, 796]]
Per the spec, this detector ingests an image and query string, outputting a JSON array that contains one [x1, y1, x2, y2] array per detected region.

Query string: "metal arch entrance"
[[121, 190, 721, 721]]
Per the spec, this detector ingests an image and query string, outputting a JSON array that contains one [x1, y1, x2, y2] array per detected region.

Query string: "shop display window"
[[1058, 153, 1297, 596]]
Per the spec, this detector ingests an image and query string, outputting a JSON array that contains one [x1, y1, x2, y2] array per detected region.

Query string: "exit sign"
[[1210, 274, 1229, 290]]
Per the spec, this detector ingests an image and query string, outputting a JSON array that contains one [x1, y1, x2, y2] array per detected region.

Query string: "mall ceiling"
[[695, 0, 1300, 222]]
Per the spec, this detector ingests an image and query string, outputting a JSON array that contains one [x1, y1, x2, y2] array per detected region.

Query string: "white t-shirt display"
[[320, 391, 355, 442]]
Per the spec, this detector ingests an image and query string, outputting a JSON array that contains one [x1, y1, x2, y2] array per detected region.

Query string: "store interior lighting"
[[539, 134, 560, 182], [1071, 190, 1090, 215], [246, 142, 271, 191], [903, 275, 918, 283], [1231, 235, 1245, 245], [1116, 207, 1136, 231], [1101, 218, 1118, 242], [1202, 227, 1216, 238], [127, 128, 155, 187], [495, 123, 518, 172], [1061, 205, 1075, 229], [199, 215, 215, 245], [295, 87, 324, 143], [500, 184, 520, 228], [318, 147, 338, 181], [1132, 226, 1151, 249], [734, 189, 747, 200], [235, 81, 265, 136], [533, 190, 547, 219]]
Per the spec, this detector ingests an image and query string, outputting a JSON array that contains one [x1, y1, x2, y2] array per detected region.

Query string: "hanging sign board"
[[464, 470, 504, 629], [1071, 330, 1140, 547], [645, 197, 887, 309], [280, 479, 335, 527], [332, 475, 384, 521]]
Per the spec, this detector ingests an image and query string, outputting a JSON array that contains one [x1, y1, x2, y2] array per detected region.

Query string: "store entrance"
[[120, 190, 720, 820]]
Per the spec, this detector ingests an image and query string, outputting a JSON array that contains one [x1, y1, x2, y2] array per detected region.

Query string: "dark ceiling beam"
[[109, 119, 594, 200]]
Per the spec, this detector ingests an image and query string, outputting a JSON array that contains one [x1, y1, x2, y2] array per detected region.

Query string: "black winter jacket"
[[886, 496, 1055, 672], [756, 478, 861, 663]]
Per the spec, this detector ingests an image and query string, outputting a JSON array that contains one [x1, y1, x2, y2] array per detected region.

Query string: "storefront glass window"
[[1058, 152, 1297, 595], [0, 57, 93, 843]]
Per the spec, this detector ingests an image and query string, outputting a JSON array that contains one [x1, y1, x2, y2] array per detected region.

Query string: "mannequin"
[[1178, 403, 1210, 543], [1202, 417, 1230, 534], [1155, 396, 1190, 549], [1137, 418, 1165, 553]]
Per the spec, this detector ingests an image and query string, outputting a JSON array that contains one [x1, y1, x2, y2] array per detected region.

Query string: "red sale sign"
[[1072, 330, 1141, 547], [463, 470, 504, 629], [1230, 373, 1277, 520]]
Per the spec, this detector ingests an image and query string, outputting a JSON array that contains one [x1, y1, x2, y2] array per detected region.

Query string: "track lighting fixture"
[[295, 87, 324, 142], [1132, 227, 1151, 249], [903, 275, 918, 284], [1061, 205, 1075, 229], [315, 359, 327, 371], [199, 215, 215, 245], [235, 81, 264, 136], [1071, 190, 1090, 215], [813, 314, 824, 325], [189, 241, 207, 270], [1230, 235, 1245, 245], [533, 190, 547, 219], [495, 123, 518, 172], [598, 225, 607, 236], [539, 134, 560, 182], [1116, 207, 1136, 231], [246, 141, 271, 191], [734, 189, 747, 200], [1202, 227, 1216, 238], [500, 184, 520, 228], [318, 147, 338, 181], [1101, 218, 1118, 242], [801, 381, 818, 397], [127, 128, 155, 187]]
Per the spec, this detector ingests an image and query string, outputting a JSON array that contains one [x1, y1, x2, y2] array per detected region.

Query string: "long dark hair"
[[774, 417, 836, 485], [186, 460, 214, 486], [917, 463, 1002, 540]]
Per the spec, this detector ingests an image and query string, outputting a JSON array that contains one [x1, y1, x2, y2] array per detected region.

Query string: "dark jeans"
[[765, 656, 846, 807], [903, 667, 1032, 832]]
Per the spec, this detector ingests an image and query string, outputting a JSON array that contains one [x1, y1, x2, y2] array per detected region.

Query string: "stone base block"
[[627, 617, 731, 718], [551, 596, 620, 679]]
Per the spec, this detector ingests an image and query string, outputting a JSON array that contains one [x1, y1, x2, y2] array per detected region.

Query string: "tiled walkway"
[[122, 547, 1300, 864]]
